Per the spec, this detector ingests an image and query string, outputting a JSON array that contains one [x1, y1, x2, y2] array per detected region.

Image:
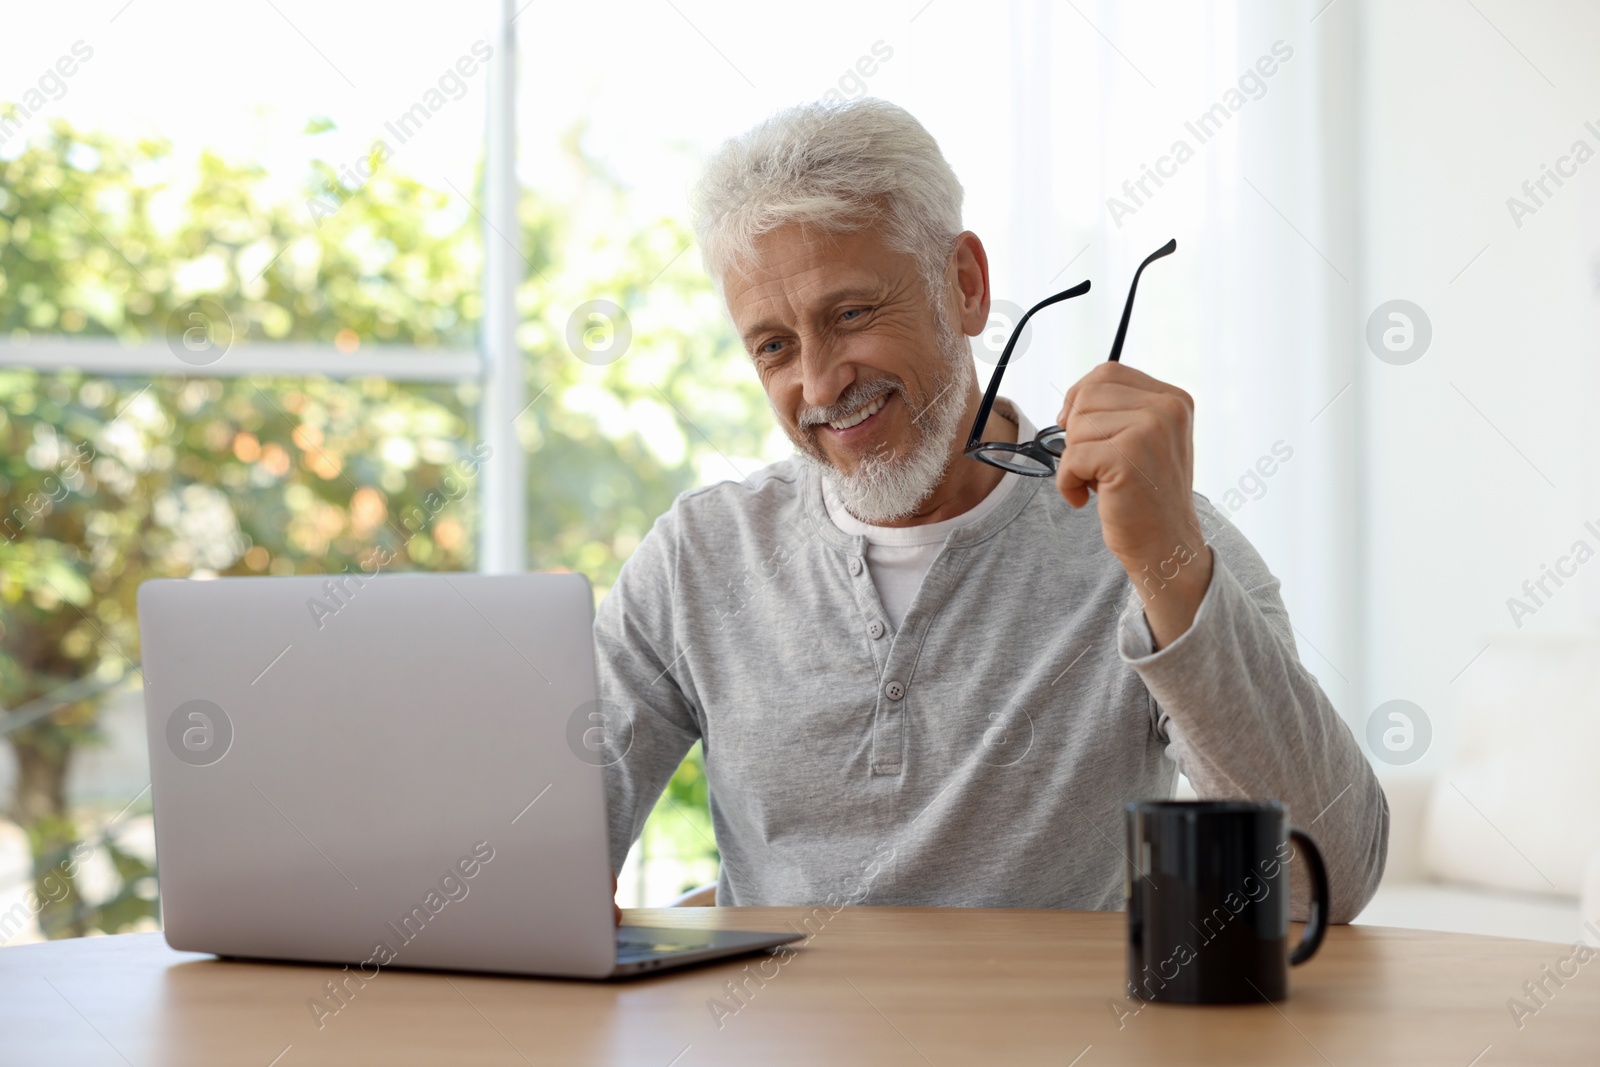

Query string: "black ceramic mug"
[[1124, 800, 1329, 1004]]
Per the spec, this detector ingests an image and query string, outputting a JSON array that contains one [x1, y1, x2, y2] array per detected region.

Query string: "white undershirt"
[[823, 401, 1037, 631]]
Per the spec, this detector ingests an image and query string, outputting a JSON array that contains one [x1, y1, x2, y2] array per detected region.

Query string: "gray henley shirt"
[[596, 400, 1389, 922]]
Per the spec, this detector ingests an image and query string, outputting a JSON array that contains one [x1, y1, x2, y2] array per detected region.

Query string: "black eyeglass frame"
[[964, 238, 1178, 477]]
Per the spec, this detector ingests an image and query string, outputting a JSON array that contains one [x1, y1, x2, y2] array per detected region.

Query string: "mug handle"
[[1287, 827, 1329, 965]]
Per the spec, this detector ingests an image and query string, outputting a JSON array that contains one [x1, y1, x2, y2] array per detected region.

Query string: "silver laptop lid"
[[138, 572, 617, 979]]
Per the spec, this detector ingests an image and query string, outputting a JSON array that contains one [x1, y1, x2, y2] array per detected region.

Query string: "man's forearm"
[[1127, 542, 1215, 651], [1122, 554, 1389, 922]]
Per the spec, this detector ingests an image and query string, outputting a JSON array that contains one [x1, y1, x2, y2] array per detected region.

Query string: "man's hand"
[[612, 873, 621, 926], [1056, 362, 1213, 650]]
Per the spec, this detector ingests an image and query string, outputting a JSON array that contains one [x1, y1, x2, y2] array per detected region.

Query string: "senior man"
[[597, 97, 1387, 922]]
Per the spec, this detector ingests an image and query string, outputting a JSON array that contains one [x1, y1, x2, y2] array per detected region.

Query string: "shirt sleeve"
[[1116, 497, 1390, 924], [594, 505, 703, 876]]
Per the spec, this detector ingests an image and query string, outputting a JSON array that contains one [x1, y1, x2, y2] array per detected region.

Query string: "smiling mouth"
[[826, 392, 889, 432]]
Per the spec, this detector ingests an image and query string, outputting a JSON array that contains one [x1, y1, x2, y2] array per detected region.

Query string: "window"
[[0, 0, 782, 931]]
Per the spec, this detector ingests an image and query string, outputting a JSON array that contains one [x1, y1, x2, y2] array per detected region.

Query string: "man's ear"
[[949, 230, 991, 338]]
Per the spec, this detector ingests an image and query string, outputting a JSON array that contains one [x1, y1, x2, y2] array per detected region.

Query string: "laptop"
[[136, 572, 800, 978]]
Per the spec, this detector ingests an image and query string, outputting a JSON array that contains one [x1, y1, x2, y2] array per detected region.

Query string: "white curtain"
[[995, 0, 1365, 721]]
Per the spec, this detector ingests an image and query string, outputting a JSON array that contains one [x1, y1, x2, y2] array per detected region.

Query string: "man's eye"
[[840, 307, 868, 322], [758, 339, 783, 355]]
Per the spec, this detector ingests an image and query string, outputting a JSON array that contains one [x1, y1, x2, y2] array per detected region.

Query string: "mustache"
[[796, 379, 903, 429]]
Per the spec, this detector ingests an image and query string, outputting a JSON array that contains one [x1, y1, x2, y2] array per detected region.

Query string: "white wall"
[[1359, 0, 1600, 775]]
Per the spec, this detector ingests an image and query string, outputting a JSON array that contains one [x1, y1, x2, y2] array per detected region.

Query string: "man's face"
[[724, 222, 971, 520]]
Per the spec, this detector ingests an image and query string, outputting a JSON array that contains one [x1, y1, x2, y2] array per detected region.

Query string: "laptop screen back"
[[138, 572, 616, 978]]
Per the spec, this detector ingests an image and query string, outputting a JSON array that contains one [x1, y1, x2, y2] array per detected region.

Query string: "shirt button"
[[885, 681, 905, 701], [848, 556, 863, 576], [868, 620, 886, 640]]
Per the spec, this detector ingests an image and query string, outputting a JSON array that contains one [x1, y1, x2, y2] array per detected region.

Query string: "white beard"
[[794, 311, 974, 525]]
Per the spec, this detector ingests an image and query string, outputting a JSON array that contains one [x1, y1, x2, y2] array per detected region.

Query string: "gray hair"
[[690, 98, 966, 309]]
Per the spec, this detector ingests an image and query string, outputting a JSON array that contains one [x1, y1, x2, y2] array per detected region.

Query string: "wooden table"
[[2, 908, 1595, 1065]]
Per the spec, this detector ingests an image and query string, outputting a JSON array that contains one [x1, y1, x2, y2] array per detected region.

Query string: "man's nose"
[[799, 338, 853, 412]]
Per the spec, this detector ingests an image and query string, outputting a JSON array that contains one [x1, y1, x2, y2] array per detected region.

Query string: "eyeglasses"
[[964, 238, 1178, 476]]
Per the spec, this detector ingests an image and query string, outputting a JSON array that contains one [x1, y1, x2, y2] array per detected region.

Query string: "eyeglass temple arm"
[[966, 278, 1091, 450], [1106, 238, 1177, 364]]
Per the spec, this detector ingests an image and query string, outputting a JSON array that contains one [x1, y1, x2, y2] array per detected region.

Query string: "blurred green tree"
[[0, 117, 765, 935]]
